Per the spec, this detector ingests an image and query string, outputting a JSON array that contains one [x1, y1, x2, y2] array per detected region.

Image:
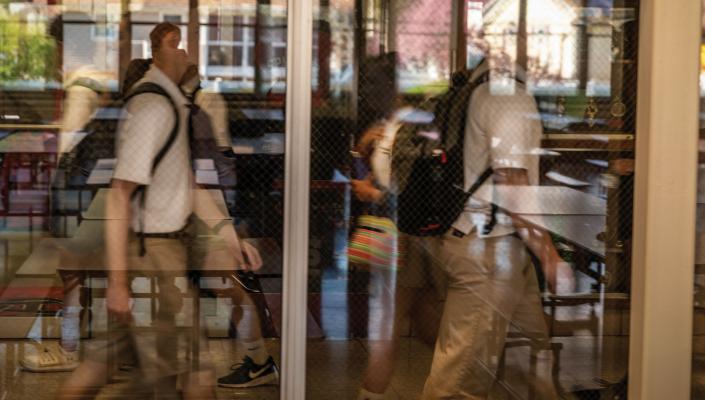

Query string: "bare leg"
[[60, 272, 82, 352], [361, 286, 415, 395], [216, 281, 277, 388], [229, 285, 264, 342]]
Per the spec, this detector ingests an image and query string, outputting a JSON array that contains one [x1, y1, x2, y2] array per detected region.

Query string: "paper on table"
[[196, 169, 219, 185], [86, 169, 113, 185], [94, 158, 116, 170], [194, 159, 215, 170], [474, 185, 606, 215], [545, 171, 591, 187]]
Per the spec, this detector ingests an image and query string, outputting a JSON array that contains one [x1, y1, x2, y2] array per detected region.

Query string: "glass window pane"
[[308, 0, 636, 398], [0, 0, 286, 397]]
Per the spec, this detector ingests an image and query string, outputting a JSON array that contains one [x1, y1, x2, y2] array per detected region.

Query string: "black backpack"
[[394, 70, 492, 237], [49, 78, 115, 236], [49, 82, 179, 237], [187, 89, 237, 187]]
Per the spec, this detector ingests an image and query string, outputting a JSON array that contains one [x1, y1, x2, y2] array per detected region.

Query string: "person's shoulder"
[[126, 90, 172, 108], [124, 86, 175, 120], [65, 65, 113, 92], [127, 79, 174, 105]]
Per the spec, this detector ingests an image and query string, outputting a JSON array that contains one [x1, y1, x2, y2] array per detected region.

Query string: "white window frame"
[[281, 0, 312, 399], [629, 0, 701, 398]]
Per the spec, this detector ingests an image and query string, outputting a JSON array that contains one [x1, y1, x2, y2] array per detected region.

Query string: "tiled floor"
[[0, 335, 634, 399], [0, 221, 633, 399]]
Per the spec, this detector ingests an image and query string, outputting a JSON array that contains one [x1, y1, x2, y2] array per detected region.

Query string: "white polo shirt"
[[452, 74, 542, 237], [113, 65, 193, 233]]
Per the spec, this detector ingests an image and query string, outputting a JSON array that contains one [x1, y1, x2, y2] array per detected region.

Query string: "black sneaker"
[[218, 356, 279, 388]]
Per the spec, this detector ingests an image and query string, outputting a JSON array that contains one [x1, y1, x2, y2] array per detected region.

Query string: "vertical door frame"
[[630, 0, 701, 398], [281, 0, 313, 399]]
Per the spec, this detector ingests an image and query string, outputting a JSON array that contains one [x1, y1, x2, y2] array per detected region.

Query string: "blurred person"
[[180, 63, 232, 151], [415, 56, 575, 399], [49, 12, 113, 155], [354, 69, 481, 400], [21, 12, 111, 373], [56, 22, 260, 399], [353, 108, 448, 400], [180, 64, 279, 388], [350, 53, 447, 400]]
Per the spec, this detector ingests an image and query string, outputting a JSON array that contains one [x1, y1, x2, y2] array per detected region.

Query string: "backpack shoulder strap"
[[442, 70, 490, 150], [124, 82, 181, 175]]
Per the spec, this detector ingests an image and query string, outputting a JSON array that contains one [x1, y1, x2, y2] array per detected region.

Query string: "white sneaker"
[[20, 344, 79, 372]]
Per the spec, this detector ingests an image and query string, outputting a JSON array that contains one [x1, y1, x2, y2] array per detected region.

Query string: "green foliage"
[[403, 80, 449, 96], [0, 11, 56, 84]]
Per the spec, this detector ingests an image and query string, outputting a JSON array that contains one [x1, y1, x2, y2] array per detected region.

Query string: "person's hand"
[[351, 178, 383, 203], [106, 282, 132, 324], [354, 125, 385, 157], [241, 240, 263, 271], [542, 258, 576, 294]]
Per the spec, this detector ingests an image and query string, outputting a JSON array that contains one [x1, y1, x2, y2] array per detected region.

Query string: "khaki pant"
[[420, 231, 558, 400], [86, 235, 213, 392]]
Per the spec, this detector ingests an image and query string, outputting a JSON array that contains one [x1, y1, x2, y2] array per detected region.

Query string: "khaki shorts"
[[85, 234, 213, 383]]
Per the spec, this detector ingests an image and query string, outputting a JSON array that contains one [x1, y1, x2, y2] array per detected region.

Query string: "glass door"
[[304, 0, 637, 398], [0, 0, 287, 398]]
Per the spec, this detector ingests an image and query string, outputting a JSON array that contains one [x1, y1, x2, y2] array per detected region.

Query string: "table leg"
[[192, 278, 200, 370], [77, 189, 83, 225], [150, 277, 156, 325]]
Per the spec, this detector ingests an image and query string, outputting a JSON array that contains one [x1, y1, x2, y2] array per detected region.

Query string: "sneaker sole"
[[218, 371, 279, 388]]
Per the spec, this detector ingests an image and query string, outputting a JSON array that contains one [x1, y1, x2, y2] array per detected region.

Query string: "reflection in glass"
[[308, 0, 634, 399], [0, 0, 286, 398]]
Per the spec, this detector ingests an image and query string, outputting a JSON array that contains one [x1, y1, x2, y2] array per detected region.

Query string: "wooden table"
[[14, 238, 71, 278], [82, 188, 230, 221], [473, 184, 609, 285], [15, 223, 283, 281], [86, 159, 220, 187], [474, 184, 606, 215], [0, 131, 57, 153]]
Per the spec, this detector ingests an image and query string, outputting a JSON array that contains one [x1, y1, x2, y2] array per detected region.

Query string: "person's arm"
[[195, 91, 231, 148], [190, 187, 263, 271], [494, 168, 572, 293], [351, 177, 384, 203], [353, 124, 385, 158], [60, 85, 99, 153], [105, 94, 168, 321], [104, 178, 138, 323], [351, 124, 386, 203], [483, 90, 572, 293]]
